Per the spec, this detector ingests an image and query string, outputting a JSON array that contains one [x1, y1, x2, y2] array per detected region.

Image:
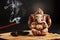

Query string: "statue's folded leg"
[[41, 28, 48, 36], [31, 29, 41, 36]]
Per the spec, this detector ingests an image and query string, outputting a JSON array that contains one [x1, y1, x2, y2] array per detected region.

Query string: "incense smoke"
[[4, 0, 23, 23]]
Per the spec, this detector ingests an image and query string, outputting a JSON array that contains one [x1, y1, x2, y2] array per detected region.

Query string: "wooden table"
[[0, 30, 60, 40]]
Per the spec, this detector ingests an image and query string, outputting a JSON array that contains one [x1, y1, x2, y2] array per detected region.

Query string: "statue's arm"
[[46, 14, 52, 28]]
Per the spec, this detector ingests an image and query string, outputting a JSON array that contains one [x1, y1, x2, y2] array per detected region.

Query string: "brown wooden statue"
[[28, 8, 51, 36]]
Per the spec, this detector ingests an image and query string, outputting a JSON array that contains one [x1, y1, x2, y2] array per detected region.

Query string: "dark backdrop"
[[0, 0, 60, 34]]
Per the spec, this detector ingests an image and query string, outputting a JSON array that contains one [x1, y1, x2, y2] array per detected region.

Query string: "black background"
[[0, 0, 60, 34]]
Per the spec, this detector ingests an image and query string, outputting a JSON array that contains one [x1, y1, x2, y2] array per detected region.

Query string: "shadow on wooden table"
[[0, 38, 8, 40]]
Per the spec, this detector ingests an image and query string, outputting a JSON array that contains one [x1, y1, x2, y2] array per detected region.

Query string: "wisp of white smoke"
[[4, 0, 23, 23]]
